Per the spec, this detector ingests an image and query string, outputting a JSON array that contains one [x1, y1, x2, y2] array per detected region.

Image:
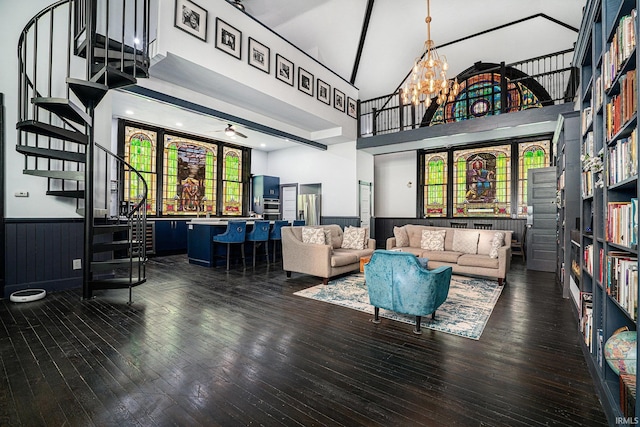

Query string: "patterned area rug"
[[293, 273, 503, 340]]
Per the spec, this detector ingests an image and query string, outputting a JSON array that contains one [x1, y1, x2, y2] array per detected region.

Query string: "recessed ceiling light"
[[260, 143, 266, 147], [176, 122, 183, 126], [125, 110, 134, 115]]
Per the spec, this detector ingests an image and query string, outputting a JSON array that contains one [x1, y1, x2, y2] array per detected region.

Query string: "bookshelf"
[[554, 111, 581, 303], [575, 0, 639, 422]]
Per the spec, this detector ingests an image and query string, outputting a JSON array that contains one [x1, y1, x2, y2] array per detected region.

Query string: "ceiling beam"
[[350, 0, 375, 85]]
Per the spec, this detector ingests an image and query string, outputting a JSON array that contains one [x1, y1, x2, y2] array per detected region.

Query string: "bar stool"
[[246, 220, 270, 267], [269, 220, 289, 263], [292, 220, 305, 226], [213, 221, 246, 270]]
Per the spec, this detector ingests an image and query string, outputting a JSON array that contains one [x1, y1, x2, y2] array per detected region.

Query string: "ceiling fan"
[[216, 124, 247, 139]]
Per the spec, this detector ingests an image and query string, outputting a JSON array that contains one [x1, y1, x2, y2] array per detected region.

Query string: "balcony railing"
[[359, 49, 578, 138]]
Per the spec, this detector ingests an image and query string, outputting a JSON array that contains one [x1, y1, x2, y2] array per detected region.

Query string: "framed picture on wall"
[[317, 79, 330, 104], [298, 68, 314, 97], [248, 37, 270, 73], [334, 88, 345, 112], [275, 54, 294, 86], [347, 97, 357, 118], [174, 0, 207, 41], [215, 18, 241, 59]]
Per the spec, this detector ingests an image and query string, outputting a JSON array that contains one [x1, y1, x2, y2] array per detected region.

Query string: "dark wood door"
[[526, 166, 557, 272]]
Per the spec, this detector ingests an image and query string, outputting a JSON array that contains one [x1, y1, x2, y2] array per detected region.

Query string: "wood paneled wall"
[[4, 219, 84, 297], [373, 217, 527, 249]]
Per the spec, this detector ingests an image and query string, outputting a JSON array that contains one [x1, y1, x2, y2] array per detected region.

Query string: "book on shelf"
[[581, 107, 593, 134], [605, 70, 637, 140], [606, 201, 636, 247], [608, 129, 637, 185], [603, 9, 637, 90], [584, 244, 594, 276], [605, 251, 638, 320]]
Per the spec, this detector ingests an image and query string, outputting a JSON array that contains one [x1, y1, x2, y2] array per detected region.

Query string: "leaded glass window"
[[162, 135, 217, 215], [452, 145, 511, 217], [124, 126, 157, 214], [222, 146, 243, 216], [517, 140, 551, 217], [423, 152, 448, 217], [427, 72, 543, 126]]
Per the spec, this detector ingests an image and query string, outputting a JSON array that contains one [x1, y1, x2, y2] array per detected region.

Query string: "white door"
[[359, 181, 372, 229], [281, 185, 297, 222]]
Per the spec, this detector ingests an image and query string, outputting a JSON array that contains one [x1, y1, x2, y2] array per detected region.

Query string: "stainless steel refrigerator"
[[298, 194, 321, 225]]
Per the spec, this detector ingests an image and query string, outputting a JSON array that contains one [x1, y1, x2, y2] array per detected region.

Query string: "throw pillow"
[[452, 230, 480, 254], [393, 226, 409, 247], [347, 226, 369, 248], [420, 229, 446, 251], [342, 226, 366, 250], [302, 227, 326, 245], [489, 232, 505, 259]]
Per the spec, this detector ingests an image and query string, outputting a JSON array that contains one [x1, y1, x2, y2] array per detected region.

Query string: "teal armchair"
[[364, 250, 453, 334]]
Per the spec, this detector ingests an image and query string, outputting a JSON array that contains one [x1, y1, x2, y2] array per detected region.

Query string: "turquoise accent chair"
[[269, 220, 290, 263], [364, 250, 453, 334], [213, 221, 247, 270], [246, 220, 270, 267]]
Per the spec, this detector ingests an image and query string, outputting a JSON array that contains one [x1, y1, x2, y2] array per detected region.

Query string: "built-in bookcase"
[[576, 0, 639, 422]]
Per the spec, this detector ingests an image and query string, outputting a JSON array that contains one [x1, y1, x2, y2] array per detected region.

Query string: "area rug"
[[293, 274, 503, 340]]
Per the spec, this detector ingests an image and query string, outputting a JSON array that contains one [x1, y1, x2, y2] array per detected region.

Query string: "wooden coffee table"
[[359, 256, 371, 273]]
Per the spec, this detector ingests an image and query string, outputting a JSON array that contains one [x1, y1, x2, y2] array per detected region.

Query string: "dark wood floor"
[[0, 255, 608, 426]]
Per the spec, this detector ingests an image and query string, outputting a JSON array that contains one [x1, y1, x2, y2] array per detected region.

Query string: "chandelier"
[[402, 0, 459, 108]]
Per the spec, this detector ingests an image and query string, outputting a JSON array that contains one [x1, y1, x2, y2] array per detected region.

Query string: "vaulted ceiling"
[[114, 0, 587, 152], [244, 0, 586, 99]]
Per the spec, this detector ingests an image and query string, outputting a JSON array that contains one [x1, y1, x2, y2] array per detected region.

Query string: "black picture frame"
[[275, 54, 294, 86], [298, 68, 314, 97], [248, 37, 270, 74], [334, 88, 345, 112], [215, 18, 241, 59], [347, 96, 357, 118], [317, 79, 330, 105], [174, 0, 207, 41]]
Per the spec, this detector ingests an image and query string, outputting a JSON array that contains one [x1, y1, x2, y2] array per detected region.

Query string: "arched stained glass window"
[[222, 147, 243, 216], [423, 152, 448, 217], [162, 135, 217, 215], [421, 63, 552, 127], [124, 126, 157, 214], [452, 145, 511, 217], [517, 140, 551, 217]]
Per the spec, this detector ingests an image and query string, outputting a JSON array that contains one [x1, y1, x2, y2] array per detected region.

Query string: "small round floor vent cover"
[[10, 289, 46, 303]]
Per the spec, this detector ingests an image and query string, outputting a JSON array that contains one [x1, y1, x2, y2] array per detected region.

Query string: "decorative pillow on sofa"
[[393, 226, 409, 247], [342, 226, 366, 250], [302, 227, 326, 245], [489, 232, 505, 259], [420, 229, 446, 251], [452, 230, 480, 254]]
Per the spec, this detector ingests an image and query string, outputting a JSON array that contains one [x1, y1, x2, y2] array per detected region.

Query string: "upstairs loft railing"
[[359, 49, 578, 138]]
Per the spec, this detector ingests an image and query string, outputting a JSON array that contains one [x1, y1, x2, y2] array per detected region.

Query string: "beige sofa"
[[386, 225, 512, 285], [282, 224, 375, 285]]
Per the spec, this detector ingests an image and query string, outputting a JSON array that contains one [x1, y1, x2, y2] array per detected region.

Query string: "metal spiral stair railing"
[[15, 0, 150, 302]]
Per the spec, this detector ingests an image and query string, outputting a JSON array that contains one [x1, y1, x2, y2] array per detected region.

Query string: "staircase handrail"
[[95, 143, 148, 219]]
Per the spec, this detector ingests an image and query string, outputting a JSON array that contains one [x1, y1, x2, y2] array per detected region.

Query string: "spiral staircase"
[[16, 0, 150, 302]]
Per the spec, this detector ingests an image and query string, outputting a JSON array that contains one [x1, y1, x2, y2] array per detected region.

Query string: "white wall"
[[267, 141, 359, 217], [2, 0, 79, 218], [250, 150, 269, 176], [374, 151, 417, 217]]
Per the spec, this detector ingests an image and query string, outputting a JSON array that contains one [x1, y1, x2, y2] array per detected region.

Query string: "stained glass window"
[[517, 140, 551, 217], [124, 126, 157, 214], [423, 152, 448, 217], [222, 146, 243, 216], [452, 145, 511, 217], [162, 135, 217, 215], [427, 72, 542, 126]]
